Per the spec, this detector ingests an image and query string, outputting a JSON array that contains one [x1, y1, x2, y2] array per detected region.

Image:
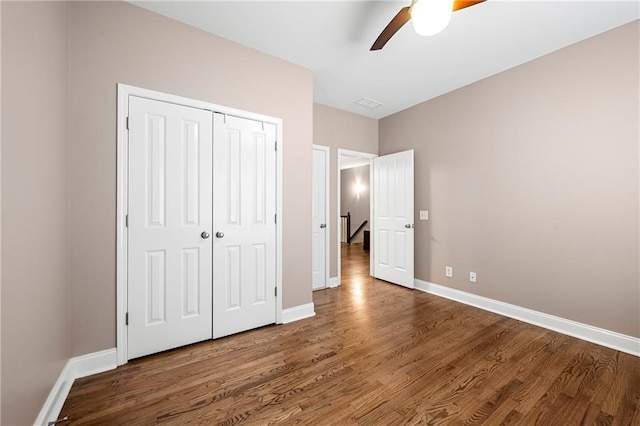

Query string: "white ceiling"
[[130, 0, 639, 119]]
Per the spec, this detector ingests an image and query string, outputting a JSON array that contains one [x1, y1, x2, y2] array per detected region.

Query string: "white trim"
[[35, 349, 117, 426], [337, 149, 377, 286], [281, 303, 316, 324], [312, 145, 331, 291], [71, 348, 118, 379], [275, 107, 284, 326], [116, 84, 128, 365], [117, 84, 284, 364], [339, 149, 377, 158], [328, 276, 339, 288], [340, 161, 370, 171], [414, 279, 640, 357], [368, 157, 374, 277]]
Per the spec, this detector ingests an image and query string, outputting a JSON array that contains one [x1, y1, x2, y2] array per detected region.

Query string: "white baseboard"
[[328, 277, 339, 288], [35, 348, 117, 426], [414, 279, 639, 357], [282, 303, 316, 324]]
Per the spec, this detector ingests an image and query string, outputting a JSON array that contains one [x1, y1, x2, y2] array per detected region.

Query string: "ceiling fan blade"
[[370, 6, 411, 51], [453, 0, 486, 12]]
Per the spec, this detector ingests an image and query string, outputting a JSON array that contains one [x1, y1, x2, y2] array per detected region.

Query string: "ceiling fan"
[[370, 0, 487, 51]]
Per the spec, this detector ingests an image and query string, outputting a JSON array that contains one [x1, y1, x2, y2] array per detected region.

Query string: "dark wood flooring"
[[60, 243, 640, 425]]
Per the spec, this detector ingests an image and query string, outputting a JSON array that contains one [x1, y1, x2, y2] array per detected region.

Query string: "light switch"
[[419, 210, 429, 220]]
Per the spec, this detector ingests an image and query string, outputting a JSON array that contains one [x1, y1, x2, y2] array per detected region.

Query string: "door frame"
[[116, 84, 284, 365], [336, 149, 377, 286], [312, 145, 330, 290]]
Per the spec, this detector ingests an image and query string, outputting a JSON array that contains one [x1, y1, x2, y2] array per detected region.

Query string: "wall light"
[[411, 0, 455, 36], [355, 181, 363, 198]]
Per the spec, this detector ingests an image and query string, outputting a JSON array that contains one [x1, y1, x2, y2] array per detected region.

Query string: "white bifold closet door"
[[212, 113, 277, 338], [127, 96, 213, 359], [127, 98, 278, 360]]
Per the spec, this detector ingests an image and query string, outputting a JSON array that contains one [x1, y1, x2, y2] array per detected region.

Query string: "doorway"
[[337, 149, 376, 285], [337, 149, 415, 291]]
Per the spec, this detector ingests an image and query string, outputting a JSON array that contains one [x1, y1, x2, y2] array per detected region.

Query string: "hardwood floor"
[[60, 244, 639, 425]]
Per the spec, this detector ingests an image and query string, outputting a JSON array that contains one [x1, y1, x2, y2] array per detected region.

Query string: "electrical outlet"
[[445, 266, 453, 278], [419, 210, 429, 220], [470, 272, 477, 283]]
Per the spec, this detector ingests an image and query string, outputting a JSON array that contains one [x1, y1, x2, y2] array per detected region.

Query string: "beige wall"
[[1, 2, 71, 424], [379, 21, 640, 337], [0, 2, 3, 421], [0, 1, 3, 421], [313, 104, 378, 278], [341, 165, 370, 244], [68, 1, 313, 356]]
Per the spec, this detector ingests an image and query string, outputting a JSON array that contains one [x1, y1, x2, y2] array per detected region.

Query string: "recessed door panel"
[[394, 159, 407, 219], [182, 121, 200, 226], [394, 231, 406, 271], [254, 133, 267, 224], [182, 248, 200, 318], [225, 245, 241, 310], [228, 129, 242, 225], [379, 162, 389, 219], [146, 250, 166, 325], [253, 243, 267, 304], [378, 230, 389, 266], [146, 114, 166, 228]]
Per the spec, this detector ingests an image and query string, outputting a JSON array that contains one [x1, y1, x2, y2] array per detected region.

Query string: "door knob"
[[201, 231, 210, 239], [320, 224, 326, 229], [405, 224, 414, 228], [216, 232, 225, 238]]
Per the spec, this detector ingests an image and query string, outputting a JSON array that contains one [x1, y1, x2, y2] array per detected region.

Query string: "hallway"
[[340, 241, 370, 277]]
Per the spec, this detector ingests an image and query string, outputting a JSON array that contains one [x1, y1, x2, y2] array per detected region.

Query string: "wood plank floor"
[[60, 244, 640, 425]]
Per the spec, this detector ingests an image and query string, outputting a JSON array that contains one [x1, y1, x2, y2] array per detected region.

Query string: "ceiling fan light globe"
[[410, 0, 455, 36]]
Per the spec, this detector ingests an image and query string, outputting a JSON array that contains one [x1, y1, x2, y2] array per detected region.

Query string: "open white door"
[[212, 114, 277, 338], [373, 150, 414, 288], [127, 96, 213, 359], [312, 146, 329, 290]]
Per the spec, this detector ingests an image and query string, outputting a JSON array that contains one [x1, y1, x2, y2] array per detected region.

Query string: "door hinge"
[[274, 214, 277, 224], [125, 214, 128, 227], [126, 117, 129, 130], [125, 312, 129, 326], [274, 141, 277, 151], [275, 287, 277, 297]]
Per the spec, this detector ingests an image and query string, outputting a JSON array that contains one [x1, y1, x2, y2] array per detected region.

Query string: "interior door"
[[312, 146, 328, 290], [212, 113, 277, 338], [127, 96, 213, 359], [373, 150, 414, 288]]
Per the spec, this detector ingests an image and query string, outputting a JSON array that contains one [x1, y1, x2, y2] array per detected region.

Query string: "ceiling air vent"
[[354, 97, 382, 110]]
